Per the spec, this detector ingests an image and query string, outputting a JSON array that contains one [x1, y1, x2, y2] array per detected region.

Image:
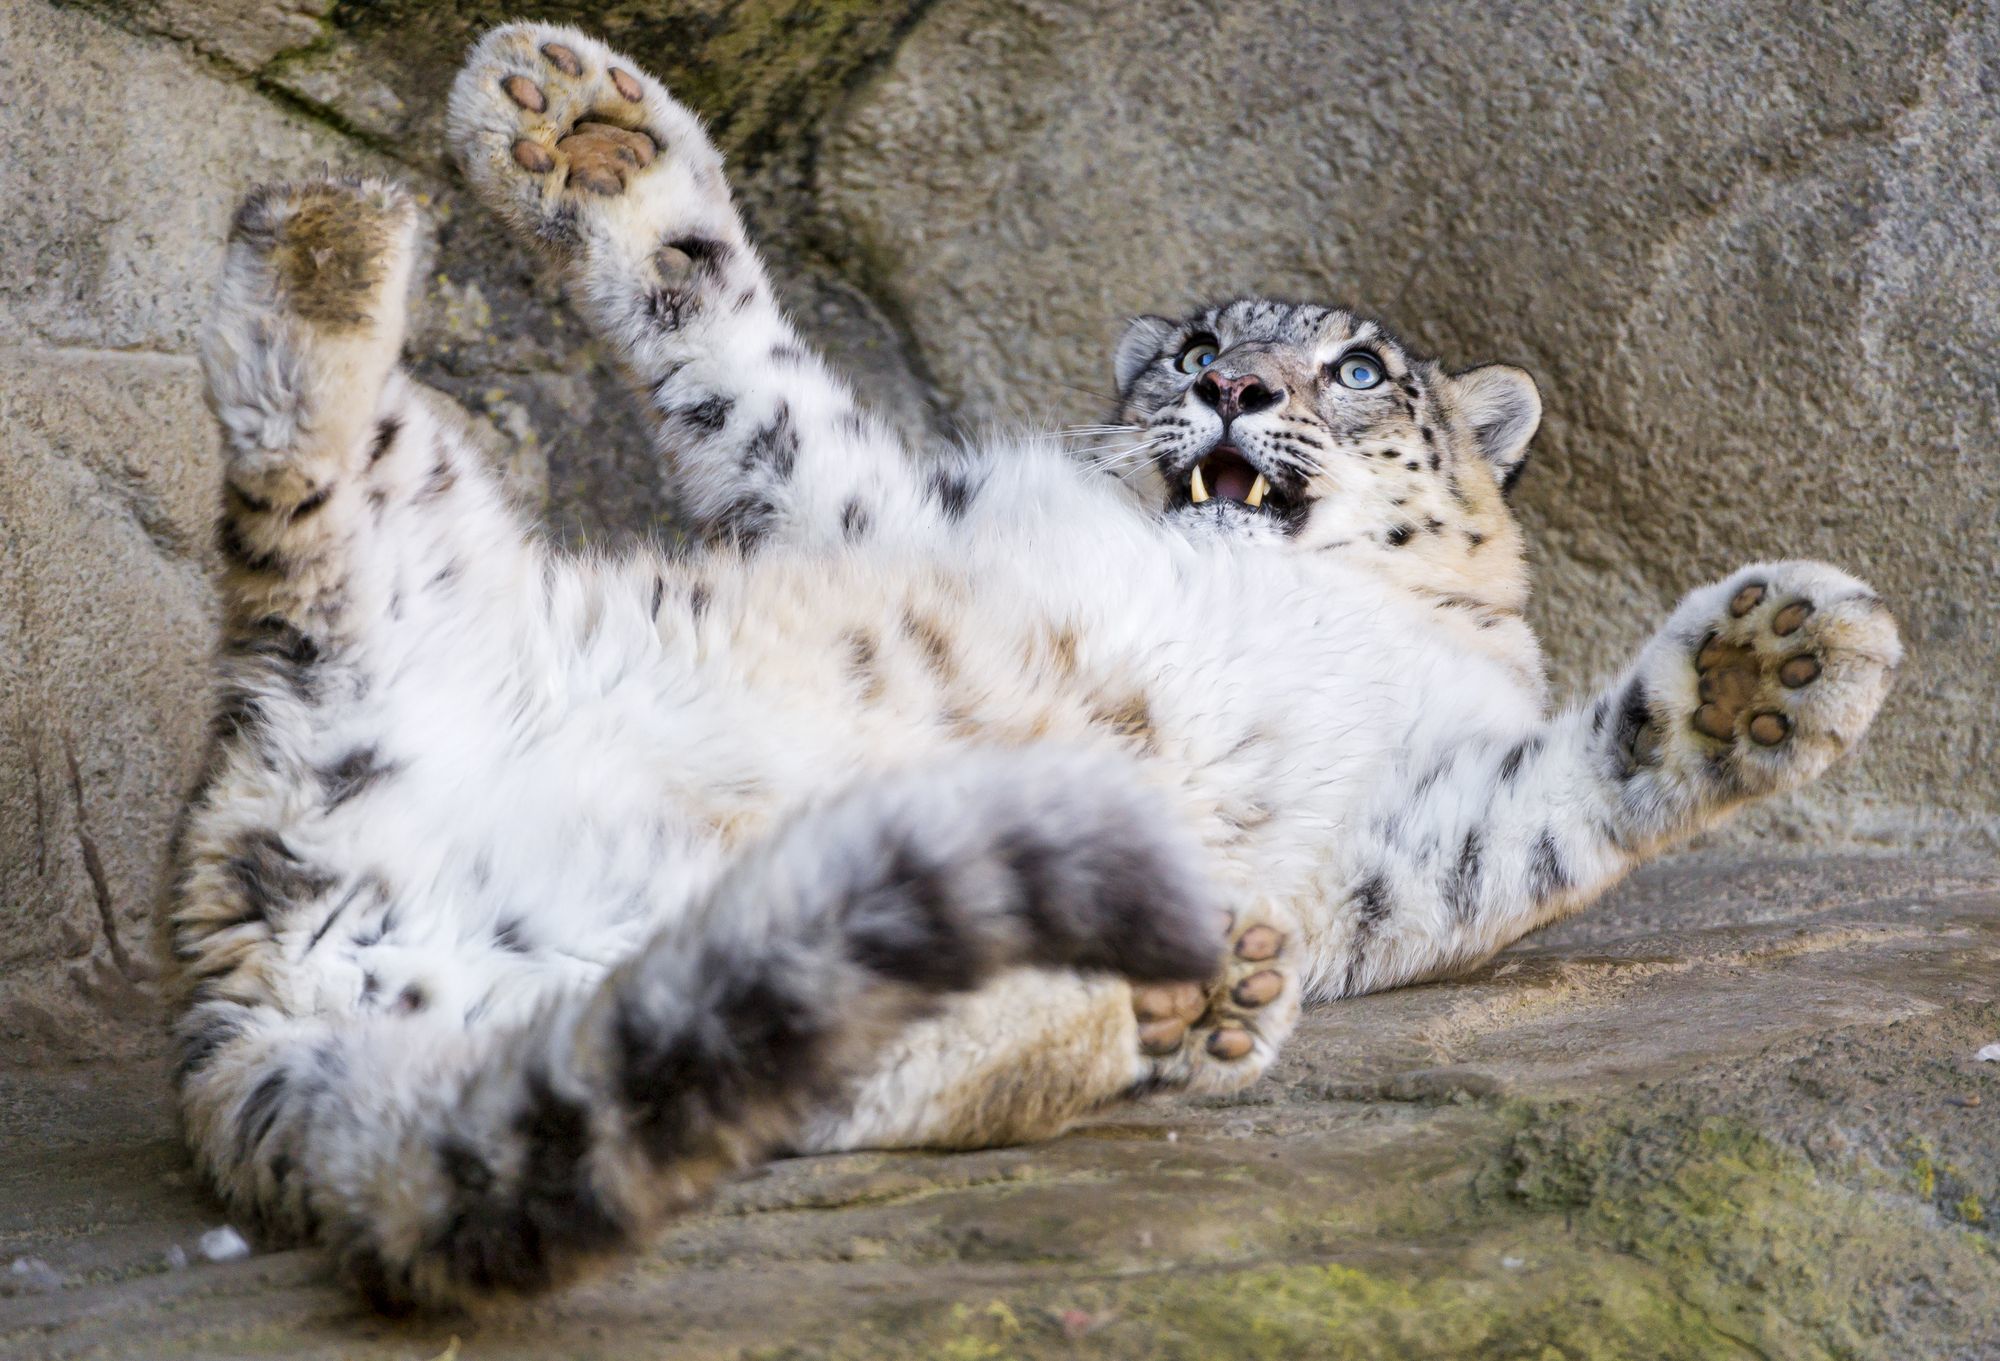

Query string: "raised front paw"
[[1635, 560, 1901, 798], [446, 24, 719, 252], [1128, 902, 1302, 1098]]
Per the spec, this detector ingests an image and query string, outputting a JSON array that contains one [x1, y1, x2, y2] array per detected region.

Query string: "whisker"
[[1049, 379, 1126, 405], [1076, 438, 1166, 457], [1056, 430, 1152, 446], [1087, 451, 1157, 479], [1081, 453, 1163, 473], [1069, 436, 1165, 454]]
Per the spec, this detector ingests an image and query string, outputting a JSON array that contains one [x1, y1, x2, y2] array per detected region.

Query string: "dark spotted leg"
[[447, 23, 938, 551], [1322, 560, 1900, 997]]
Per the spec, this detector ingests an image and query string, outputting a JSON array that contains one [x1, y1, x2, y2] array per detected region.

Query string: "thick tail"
[[172, 751, 1220, 1311]]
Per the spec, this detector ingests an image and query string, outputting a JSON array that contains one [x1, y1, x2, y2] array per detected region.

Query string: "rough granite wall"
[[819, 0, 2000, 851], [2, 0, 1994, 1063]]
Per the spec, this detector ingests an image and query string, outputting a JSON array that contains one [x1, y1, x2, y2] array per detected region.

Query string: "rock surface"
[[3, 855, 1997, 1358], [822, 0, 2000, 852]]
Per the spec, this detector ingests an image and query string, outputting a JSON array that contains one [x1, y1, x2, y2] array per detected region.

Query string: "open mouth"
[[1184, 444, 1285, 513]]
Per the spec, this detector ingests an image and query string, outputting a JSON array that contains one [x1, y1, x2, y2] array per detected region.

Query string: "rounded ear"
[[1451, 364, 1542, 493], [1112, 315, 1177, 394]]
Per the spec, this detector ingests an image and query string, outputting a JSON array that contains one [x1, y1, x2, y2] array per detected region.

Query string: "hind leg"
[[798, 973, 1166, 1154], [201, 177, 419, 636], [199, 177, 535, 644], [798, 901, 1300, 1154], [173, 178, 544, 1095], [327, 749, 1224, 1309]]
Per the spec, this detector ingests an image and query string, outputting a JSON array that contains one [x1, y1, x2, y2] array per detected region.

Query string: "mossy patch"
[[315, 0, 932, 168], [750, 1098, 2000, 1361]]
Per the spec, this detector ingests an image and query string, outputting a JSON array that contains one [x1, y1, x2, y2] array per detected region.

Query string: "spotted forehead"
[[1196, 301, 1397, 363]]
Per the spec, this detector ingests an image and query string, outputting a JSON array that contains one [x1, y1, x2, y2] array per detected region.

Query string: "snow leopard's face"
[[1111, 300, 1541, 552]]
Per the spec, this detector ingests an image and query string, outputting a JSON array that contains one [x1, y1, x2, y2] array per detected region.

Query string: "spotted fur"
[[164, 24, 1902, 1313]]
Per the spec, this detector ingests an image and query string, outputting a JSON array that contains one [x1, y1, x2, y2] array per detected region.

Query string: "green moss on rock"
[[319, 0, 931, 167], [761, 1097, 2000, 1361]]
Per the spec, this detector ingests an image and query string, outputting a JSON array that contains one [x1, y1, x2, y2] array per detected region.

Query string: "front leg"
[[446, 24, 933, 549], [1319, 560, 1901, 998]]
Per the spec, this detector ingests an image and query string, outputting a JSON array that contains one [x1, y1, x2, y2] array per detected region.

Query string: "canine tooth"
[[1190, 465, 1209, 503], [1246, 474, 1269, 509]]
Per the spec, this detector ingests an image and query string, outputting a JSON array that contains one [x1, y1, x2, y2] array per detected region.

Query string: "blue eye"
[[1334, 352, 1384, 389], [1178, 338, 1221, 374]]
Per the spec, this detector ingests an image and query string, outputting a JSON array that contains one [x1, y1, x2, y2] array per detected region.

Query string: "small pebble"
[[1947, 1094, 1982, 1109], [164, 1244, 189, 1271], [1057, 1307, 1104, 1340], [199, 1226, 251, 1263], [5, 1257, 63, 1294], [1975, 1042, 2000, 1063]]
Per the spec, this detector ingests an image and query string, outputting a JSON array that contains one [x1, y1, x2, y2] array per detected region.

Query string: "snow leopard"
[[164, 21, 1903, 1312]]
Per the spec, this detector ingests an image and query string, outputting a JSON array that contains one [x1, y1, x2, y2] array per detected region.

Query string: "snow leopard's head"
[[1111, 300, 1540, 554]]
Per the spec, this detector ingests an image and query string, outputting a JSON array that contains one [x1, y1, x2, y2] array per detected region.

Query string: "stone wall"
[[4, 0, 1995, 1062], [819, 0, 2000, 850]]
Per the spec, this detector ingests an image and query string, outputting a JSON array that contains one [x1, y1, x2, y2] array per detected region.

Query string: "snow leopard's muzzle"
[[1158, 359, 1311, 532]]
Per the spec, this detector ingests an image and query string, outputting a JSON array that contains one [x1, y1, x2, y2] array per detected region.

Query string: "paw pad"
[[1779, 656, 1821, 688], [1133, 980, 1202, 1022], [1688, 577, 1839, 754], [451, 23, 687, 235], [1749, 712, 1791, 746], [1729, 582, 1766, 617], [1231, 969, 1283, 1006], [502, 74, 545, 113], [1772, 600, 1814, 635], [1235, 925, 1282, 962], [1206, 1027, 1253, 1061], [1692, 703, 1733, 741], [541, 42, 583, 77], [556, 123, 657, 195]]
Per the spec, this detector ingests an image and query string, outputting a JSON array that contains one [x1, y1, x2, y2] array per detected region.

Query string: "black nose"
[[1193, 372, 1281, 423]]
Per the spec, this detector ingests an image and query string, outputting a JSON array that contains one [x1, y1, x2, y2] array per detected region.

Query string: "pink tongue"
[[1210, 463, 1257, 502]]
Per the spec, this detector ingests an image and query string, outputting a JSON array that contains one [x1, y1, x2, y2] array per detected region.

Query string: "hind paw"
[[205, 176, 420, 499], [446, 23, 721, 253], [1128, 902, 1301, 1097], [223, 176, 419, 337], [1634, 560, 1902, 798]]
